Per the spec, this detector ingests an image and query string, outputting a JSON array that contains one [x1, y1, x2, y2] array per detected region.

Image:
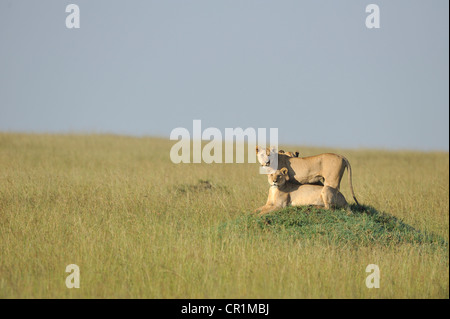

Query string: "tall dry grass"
[[0, 133, 448, 298]]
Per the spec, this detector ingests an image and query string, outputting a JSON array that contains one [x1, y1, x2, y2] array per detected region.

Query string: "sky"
[[0, 0, 448, 151]]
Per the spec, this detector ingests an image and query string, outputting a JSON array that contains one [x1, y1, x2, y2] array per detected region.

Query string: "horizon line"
[[1, 129, 448, 153]]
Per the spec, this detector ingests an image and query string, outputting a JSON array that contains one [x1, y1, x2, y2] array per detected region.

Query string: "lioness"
[[256, 146, 359, 208], [254, 168, 348, 216]]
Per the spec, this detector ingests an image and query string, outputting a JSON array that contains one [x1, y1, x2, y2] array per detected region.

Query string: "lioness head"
[[256, 146, 273, 167], [268, 167, 289, 187], [256, 147, 299, 167]]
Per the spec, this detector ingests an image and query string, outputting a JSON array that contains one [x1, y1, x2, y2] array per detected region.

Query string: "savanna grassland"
[[0, 133, 448, 298]]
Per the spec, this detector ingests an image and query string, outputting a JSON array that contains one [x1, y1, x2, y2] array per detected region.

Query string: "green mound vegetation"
[[219, 205, 447, 247]]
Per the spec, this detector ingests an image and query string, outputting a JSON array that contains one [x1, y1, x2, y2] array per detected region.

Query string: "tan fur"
[[278, 150, 299, 157], [256, 146, 359, 207], [254, 168, 348, 216]]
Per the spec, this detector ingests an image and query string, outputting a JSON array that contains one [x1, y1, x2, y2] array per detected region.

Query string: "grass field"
[[0, 133, 448, 298]]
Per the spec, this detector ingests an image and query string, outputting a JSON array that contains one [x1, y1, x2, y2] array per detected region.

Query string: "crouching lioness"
[[254, 168, 348, 216]]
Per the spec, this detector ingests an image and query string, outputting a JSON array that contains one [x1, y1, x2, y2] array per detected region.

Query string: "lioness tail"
[[343, 156, 359, 206]]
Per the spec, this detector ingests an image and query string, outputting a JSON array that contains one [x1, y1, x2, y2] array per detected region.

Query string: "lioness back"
[[289, 184, 324, 206], [289, 184, 348, 208], [278, 153, 346, 187]]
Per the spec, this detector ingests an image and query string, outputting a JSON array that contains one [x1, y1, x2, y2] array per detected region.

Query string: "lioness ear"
[[281, 167, 288, 175], [294, 151, 299, 157], [256, 146, 259, 154]]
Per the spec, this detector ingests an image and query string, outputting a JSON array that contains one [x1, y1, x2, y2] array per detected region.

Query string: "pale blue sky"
[[0, 0, 448, 150]]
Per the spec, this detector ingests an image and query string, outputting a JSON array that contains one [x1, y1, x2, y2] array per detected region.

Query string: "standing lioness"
[[254, 168, 348, 216], [256, 146, 359, 208]]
